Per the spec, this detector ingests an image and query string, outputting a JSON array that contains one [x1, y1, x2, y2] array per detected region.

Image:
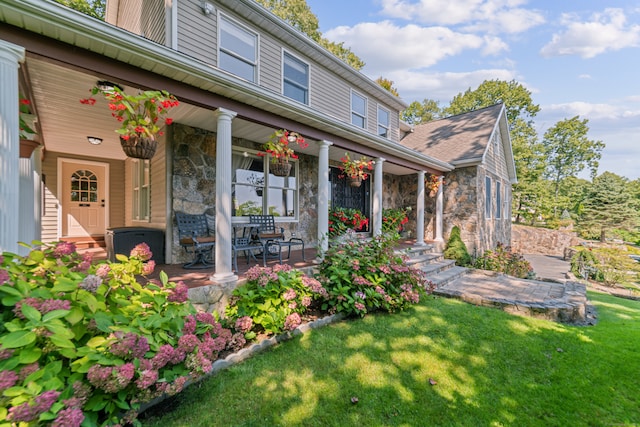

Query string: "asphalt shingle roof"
[[401, 103, 504, 164]]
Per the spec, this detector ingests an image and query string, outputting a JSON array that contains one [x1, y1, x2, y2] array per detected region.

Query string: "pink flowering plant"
[[0, 242, 239, 426], [225, 264, 327, 337], [316, 234, 435, 317]]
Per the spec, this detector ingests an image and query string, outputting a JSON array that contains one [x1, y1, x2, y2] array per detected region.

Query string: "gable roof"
[[400, 103, 517, 182]]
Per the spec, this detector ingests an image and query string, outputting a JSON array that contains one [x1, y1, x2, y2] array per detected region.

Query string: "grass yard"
[[141, 291, 640, 426]]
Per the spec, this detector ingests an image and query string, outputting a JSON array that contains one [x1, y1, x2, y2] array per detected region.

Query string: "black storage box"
[[105, 227, 165, 262]]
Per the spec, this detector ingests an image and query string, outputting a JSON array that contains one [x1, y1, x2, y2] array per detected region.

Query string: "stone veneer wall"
[[436, 166, 511, 256], [170, 123, 318, 264]]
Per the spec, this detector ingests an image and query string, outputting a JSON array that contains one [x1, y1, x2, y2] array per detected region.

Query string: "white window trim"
[[281, 49, 310, 105], [351, 89, 367, 129], [217, 13, 260, 84], [485, 175, 492, 219], [496, 181, 502, 219], [132, 159, 150, 222], [377, 104, 390, 138], [232, 147, 300, 222]]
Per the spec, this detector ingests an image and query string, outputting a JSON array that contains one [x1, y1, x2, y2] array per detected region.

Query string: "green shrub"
[[570, 248, 602, 281], [316, 235, 434, 316], [0, 242, 240, 426], [474, 243, 534, 279], [443, 226, 471, 266], [225, 265, 326, 337]]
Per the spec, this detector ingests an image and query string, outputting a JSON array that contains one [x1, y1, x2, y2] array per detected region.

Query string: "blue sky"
[[306, 0, 640, 180]]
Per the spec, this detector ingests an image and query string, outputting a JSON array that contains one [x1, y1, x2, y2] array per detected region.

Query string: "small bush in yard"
[[0, 242, 240, 427], [443, 226, 471, 266], [225, 264, 328, 337], [474, 243, 534, 279], [570, 248, 603, 281], [316, 235, 434, 316]]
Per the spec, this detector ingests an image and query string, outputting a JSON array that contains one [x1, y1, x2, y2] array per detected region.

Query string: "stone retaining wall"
[[511, 224, 583, 256]]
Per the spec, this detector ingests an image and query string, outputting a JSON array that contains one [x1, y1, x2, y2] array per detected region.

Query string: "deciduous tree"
[[401, 99, 442, 124]]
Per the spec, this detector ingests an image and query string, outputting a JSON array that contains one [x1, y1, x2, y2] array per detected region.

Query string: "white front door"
[[61, 160, 107, 237]]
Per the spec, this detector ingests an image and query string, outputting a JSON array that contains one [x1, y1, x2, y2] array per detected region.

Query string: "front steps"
[[399, 245, 469, 286], [60, 236, 107, 260]]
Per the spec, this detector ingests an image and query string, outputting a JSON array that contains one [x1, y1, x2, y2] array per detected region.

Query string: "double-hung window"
[[219, 15, 258, 82], [132, 159, 150, 221], [283, 51, 309, 104], [377, 105, 390, 137], [232, 149, 298, 219], [485, 176, 492, 219], [351, 91, 367, 128]]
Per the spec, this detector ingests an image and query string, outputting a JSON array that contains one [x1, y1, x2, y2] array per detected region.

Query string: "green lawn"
[[141, 291, 640, 426]]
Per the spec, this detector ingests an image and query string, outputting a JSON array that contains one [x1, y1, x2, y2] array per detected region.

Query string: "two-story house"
[[0, 0, 514, 281]]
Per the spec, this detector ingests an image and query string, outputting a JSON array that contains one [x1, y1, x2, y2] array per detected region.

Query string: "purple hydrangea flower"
[[168, 281, 189, 303], [0, 269, 9, 285], [234, 316, 253, 333], [53, 241, 76, 258], [52, 408, 85, 427], [80, 274, 102, 293], [284, 313, 301, 331]]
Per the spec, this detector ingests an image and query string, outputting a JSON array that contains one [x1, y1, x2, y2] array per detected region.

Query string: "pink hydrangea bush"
[[225, 264, 327, 337], [316, 234, 434, 316], [0, 242, 234, 426]]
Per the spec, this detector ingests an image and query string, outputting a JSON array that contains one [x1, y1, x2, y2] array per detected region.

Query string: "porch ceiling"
[[24, 57, 414, 175]]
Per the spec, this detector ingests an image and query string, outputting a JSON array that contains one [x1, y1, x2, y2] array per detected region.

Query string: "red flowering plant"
[[19, 97, 36, 139], [382, 207, 411, 234], [339, 152, 373, 180], [259, 129, 308, 163], [328, 207, 369, 238], [80, 86, 179, 141]]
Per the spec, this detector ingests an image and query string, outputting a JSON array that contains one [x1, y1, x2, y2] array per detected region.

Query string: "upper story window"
[[219, 15, 258, 82], [377, 106, 390, 138], [351, 91, 367, 128], [283, 51, 309, 104]]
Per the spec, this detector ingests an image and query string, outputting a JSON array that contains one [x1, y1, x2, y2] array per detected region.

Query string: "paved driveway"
[[524, 254, 571, 282]]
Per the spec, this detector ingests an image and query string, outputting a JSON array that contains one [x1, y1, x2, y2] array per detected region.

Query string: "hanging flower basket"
[[120, 135, 158, 160], [271, 161, 292, 177], [348, 176, 363, 187]]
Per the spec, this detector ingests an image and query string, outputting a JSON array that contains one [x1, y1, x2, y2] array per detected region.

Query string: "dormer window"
[[283, 51, 309, 104], [219, 15, 258, 82]]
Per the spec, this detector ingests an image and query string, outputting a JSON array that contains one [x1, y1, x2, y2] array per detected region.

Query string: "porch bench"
[[176, 212, 216, 269]]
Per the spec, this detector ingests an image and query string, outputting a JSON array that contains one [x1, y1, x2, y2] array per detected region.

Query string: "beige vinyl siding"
[[259, 35, 281, 91], [108, 0, 165, 44], [40, 152, 125, 243], [176, 0, 217, 65], [484, 127, 508, 180], [310, 66, 350, 120]]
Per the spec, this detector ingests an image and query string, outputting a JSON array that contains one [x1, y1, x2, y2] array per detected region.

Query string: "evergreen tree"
[[580, 172, 637, 242]]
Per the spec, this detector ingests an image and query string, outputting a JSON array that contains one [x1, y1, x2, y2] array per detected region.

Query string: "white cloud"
[[379, 0, 544, 33], [578, 74, 592, 79], [375, 68, 519, 103], [540, 8, 640, 58], [543, 101, 640, 121], [325, 21, 486, 74]]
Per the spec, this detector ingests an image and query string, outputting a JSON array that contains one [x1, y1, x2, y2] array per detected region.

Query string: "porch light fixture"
[[87, 136, 103, 145], [201, 1, 215, 15], [96, 80, 122, 92]]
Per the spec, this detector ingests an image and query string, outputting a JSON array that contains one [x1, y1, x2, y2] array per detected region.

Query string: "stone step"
[[406, 252, 444, 269], [419, 259, 457, 276], [429, 265, 469, 287], [398, 244, 435, 257]]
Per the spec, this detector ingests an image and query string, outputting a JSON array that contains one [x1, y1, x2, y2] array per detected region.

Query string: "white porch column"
[[416, 171, 426, 246], [0, 40, 25, 254], [18, 150, 42, 255], [372, 157, 385, 236], [435, 176, 444, 241], [316, 140, 332, 258], [211, 108, 237, 284]]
